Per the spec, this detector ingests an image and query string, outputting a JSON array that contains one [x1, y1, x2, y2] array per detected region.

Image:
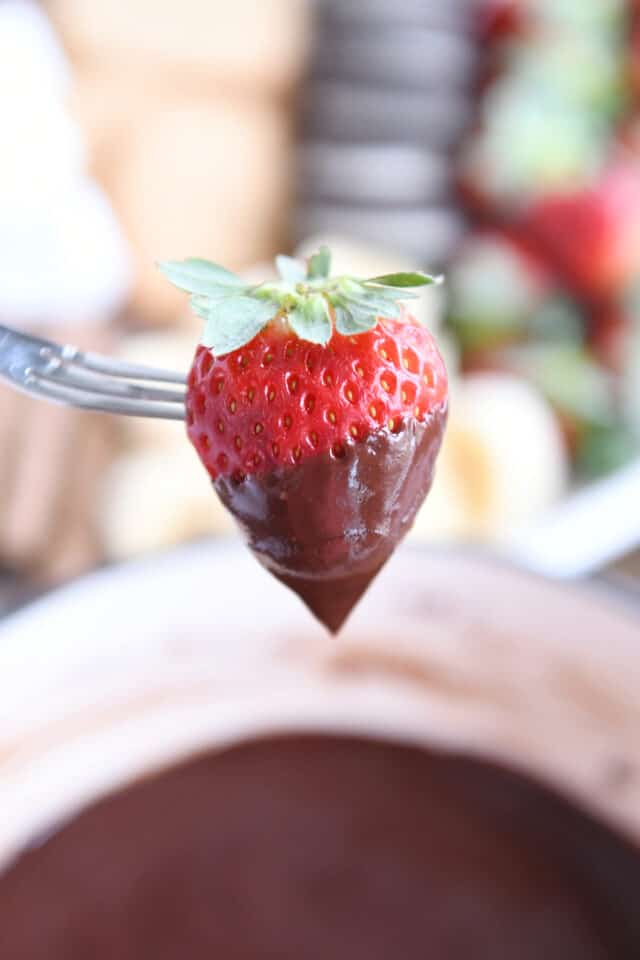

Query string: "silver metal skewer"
[[0, 324, 187, 421]]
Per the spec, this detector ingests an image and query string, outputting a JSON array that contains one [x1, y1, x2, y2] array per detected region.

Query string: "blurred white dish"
[[0, 0, 131, 325]]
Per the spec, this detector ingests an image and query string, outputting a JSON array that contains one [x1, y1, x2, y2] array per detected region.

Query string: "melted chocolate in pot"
[[215, 410, 446, 632], [1, 735, 639, 958]]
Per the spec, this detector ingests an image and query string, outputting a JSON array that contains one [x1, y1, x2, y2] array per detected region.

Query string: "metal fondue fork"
[[0, 323, 186, 421]]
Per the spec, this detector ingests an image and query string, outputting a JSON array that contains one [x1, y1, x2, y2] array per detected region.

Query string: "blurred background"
[[1, 0, 639, 610]]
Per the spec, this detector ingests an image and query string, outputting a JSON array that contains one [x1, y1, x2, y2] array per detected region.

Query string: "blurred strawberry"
[[630, 19, 640, 100], [589, 305, 630, 373], [477, 0, 524, 43], [477, 0, 627, 44], [447, 231, 553, 353], [526, 162, 640, 303], [500, 341, 618, 458], [575, 420, 638, 479], [532, 0, 630, 35], [507, 36, 627, 118], [617, 117, 640, 155], [459, 81, 606, 210]]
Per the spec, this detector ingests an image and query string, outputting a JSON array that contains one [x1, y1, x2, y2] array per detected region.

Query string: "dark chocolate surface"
[[215, 409, 446, 631], [1, 735, 640, 959]]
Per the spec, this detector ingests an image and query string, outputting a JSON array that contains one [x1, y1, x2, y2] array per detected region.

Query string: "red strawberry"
[[589, 306, 630, 373], [160, 249, 447, 632], [630, 18, 640, 99], [477, 0, 524, 43], [525, 163, 640, 303], [447, 229, 551, 353]]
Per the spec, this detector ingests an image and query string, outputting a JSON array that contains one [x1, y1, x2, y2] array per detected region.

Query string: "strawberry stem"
[[158, 248, 441, 355]]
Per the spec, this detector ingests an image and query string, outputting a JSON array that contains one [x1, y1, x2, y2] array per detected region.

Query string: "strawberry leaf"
[[202, 297, 276, 355], [158, 246, 443, 350], [335, 305, 376, 335], [276, 254, 307, 283], [307, 246, 331, 280], [158, 258, 246, 296], [344, 303, 379, 330], [190, 290, 248, 321], [361, 282, 418, 301], [289, 295, 332, 344], [343, 292, 401, 319], [368, 271, 441, 288], [190, 294, 210, 320]]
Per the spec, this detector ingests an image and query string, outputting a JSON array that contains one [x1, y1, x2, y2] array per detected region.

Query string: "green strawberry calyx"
[[157, 246, 441, 355]]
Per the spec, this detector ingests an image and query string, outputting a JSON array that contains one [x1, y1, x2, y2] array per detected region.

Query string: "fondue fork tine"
[[0, 324, 187, 421]]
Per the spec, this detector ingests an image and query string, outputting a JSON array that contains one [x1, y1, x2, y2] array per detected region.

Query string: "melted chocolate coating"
[[1, 736, 639, 958], [214, 408, 446, 632]]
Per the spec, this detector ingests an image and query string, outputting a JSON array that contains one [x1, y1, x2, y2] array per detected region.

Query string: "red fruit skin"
[[590, 307, 630, 374], [525, 164, 640, 303], [630, 21, 640, 100], [619, 119, 640, 157], [476, 0, 524, 43], [455, 173, 492, 220], [185, 313, 448, 482]]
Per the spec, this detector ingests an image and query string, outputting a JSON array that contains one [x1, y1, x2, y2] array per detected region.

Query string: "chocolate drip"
[[215, 407, 446, 631]]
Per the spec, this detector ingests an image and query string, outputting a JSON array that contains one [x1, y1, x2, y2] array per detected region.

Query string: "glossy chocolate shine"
[[214, 408, 446, 631], [1, 736, 639, 958]]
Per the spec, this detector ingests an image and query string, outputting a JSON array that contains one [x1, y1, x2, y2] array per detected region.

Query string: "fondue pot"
[[0, 541, 638, 958]]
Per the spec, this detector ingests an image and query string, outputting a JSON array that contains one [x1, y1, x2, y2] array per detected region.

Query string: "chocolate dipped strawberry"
[[159, 248, 447, 632], [525, 162, 640, 303]]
